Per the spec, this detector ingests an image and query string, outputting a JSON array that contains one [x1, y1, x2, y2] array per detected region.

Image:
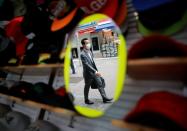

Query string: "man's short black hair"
[[81, 38, 88, 46]]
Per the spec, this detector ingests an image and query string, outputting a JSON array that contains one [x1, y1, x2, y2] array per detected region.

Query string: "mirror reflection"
[[68, 14, 123, 114]]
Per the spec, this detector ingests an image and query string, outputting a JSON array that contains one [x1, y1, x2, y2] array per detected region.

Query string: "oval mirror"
[[64, 14, 127, 117]]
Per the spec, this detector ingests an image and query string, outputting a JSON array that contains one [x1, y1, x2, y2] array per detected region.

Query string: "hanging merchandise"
[[5, 16, 28, 59], [73, 0, 118, 19], [128, 35, 187, 59], [24, 120, 61, 131], [8, 81, 37, 100], [0, 0, 14, 21], [11, 0, 27, 17], [32, 82, 74, 110], [21, 0, 52, 36], [0, 111, 31, 131], [49, 0, 84, 32], [0, 79, 75, 111], [21, 40, 39, 65], [113, 0, 128, 26], [21, 0, 82, 65], [128, 34, 187, 81], [0, 28, 16, 66], [0, 103, 11, 118], [0, 80, 13, 94], [124, 91, 187, 131], [133, 0, 187, 35], [113, 0, 128, 35]]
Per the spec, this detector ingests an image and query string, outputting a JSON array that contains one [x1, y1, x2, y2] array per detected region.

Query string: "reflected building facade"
[[70, 19, 120, 59]]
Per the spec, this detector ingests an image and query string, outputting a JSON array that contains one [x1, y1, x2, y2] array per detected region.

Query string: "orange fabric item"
[[51, 7, 78, 31]]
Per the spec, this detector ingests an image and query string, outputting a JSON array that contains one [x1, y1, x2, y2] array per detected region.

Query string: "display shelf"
[[127, 57, 187, 81], [112, 119, 160, 131], [0, 92, 77, 116], [0, 64, 64, 75]]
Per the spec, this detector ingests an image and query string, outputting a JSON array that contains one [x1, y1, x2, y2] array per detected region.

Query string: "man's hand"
[[95, 72, 101, 77]]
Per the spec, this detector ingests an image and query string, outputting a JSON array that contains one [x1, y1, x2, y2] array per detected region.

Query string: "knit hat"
[[0, 104, 11, 118], [0, 111, 30, 131], [133, 0, 187, 35], [128, 34, 187, 81], [24, 120, 60, 131], [125, 91, 187, 130], [73, 0, 118, 18]]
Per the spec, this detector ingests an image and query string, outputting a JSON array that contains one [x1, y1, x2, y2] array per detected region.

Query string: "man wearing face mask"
[[80, 38, 113, 104]]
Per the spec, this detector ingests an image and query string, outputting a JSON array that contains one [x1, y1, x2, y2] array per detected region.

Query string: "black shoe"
[[103, 97, 113, 103], [85, 100, 94, 105]]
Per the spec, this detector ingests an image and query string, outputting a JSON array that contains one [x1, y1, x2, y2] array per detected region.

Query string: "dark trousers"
[[70, 58, 75, 74], [84, 76, 106, 101]]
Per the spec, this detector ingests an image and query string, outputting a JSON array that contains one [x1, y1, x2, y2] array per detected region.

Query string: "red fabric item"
[[73, 0, 118, 18], [5, 16, 28, 57], [128, 34, 187, 59], [114, 0, 127, 26], [55, 86, 66, 96], [125, 91, 187, 130], [36, 0, 45, 5]]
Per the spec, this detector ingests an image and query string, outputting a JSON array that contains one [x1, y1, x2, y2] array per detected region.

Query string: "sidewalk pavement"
[[70, 57, 118, 111]]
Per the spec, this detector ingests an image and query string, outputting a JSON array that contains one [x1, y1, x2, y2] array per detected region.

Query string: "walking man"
[[80, 38, 113, 104]]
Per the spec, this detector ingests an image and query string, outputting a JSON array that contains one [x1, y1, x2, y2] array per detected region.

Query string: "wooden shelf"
[[0, 45, 66, 74], [112, 120, 160, 131], [127, 57, 187, 81], [0, 93, 77, 116], [0, 63, 64, 75]]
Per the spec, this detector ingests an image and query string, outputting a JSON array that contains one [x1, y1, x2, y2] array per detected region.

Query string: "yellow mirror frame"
[[64, 14, 127, 118]]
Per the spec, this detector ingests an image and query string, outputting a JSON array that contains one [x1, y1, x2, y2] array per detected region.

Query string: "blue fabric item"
[[137, 0, 187, 30], [133, 0, 175, 11]]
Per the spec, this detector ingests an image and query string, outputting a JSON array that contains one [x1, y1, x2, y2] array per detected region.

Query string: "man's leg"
[[84, 79, 94, 104], [94, 76, 113, 103], [70, 58, 76, 74]]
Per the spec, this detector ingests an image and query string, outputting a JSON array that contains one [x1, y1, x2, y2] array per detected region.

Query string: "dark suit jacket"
[[80, 49, 98, 80]]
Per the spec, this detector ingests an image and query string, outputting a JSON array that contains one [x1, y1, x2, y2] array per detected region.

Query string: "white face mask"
[[85, 43, 91, 49]]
